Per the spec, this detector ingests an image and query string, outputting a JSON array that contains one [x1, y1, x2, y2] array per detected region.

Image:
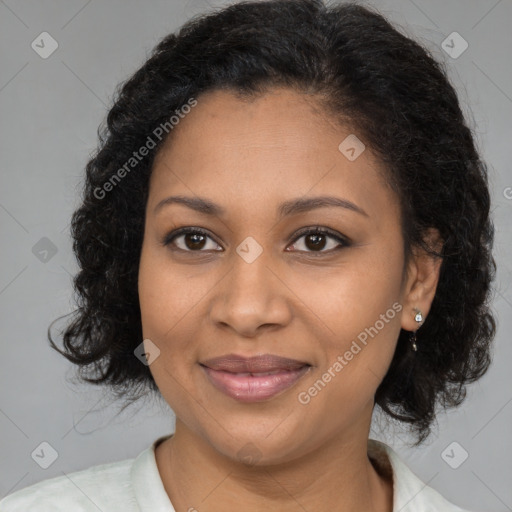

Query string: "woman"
[[0, 0, 496, 510]]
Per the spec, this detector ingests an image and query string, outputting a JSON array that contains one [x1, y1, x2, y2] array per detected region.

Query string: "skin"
[[138, 87, 443, 512]]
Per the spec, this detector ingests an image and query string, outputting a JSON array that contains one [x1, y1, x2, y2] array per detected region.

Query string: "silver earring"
[[410, 308, 423, 351]]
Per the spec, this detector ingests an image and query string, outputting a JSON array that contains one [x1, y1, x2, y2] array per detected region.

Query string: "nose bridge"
[[226, 238, 277, 303], [232, 239, 272, 289], [209, 239, 291, 334]]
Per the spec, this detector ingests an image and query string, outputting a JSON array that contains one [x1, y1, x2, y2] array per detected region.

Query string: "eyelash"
[[162, 226, 351, 256]]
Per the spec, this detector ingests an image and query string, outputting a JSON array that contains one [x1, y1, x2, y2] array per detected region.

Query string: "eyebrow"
[[154, 194, 368, 218]]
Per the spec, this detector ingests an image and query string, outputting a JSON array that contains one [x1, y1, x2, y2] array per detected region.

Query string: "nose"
[[209, 248, 292, 338]]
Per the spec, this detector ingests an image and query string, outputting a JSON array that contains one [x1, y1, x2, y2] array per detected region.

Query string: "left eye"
[[287, 228, 349, 253], [163, 227, 349, 254]]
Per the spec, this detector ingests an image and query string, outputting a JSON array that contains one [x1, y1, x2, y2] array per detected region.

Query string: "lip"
[[201, 353, 309, 373], [200, 353, 311, 402]]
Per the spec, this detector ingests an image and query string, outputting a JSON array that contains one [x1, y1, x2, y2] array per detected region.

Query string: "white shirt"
[[0, 435, 470, 511]]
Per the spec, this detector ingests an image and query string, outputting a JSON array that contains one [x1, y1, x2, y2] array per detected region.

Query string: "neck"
[[155, 420, 393, 512]]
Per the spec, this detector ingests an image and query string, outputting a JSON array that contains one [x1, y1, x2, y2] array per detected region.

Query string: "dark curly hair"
[[49, 0, 496, 443]]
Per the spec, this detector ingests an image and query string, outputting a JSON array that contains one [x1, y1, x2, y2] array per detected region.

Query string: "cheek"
[[137, 251, 196, 412], [137, 244, 214, 397], [300, 243, 404, 340], [297, 243, 404, 394], [138, 243, 199, 339], [295, 301, 401, 435]]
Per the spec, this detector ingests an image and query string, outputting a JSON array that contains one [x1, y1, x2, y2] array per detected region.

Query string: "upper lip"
[[200, 353, 310, 373]]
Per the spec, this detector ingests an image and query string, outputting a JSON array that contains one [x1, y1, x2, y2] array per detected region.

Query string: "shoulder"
[[0, 457, 136, 512], [368, 439, 473, 512]]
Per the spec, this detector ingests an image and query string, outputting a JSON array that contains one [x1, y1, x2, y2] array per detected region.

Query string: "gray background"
[[0, 0, 511, 510]]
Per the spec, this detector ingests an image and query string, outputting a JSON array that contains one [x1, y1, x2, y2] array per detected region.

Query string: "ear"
[[401, 228, 444, 331]]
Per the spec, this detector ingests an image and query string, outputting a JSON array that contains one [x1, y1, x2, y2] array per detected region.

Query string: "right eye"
[[163, 227, 223, 252]]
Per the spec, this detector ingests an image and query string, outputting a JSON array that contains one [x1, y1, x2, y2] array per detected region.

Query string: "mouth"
[[200, 353, 312, 403]]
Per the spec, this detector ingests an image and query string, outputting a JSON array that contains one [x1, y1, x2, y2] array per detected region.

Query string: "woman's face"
[[138, 87, 419, 464]]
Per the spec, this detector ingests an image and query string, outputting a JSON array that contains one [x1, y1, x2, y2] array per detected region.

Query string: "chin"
[[195, 417, 312, 467]]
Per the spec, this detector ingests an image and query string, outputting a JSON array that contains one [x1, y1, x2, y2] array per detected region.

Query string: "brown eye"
[[163, 228, 222, 252], [304, 233, 328, 251], [287, 227, 350, 254], [182, 232, 207, 250]]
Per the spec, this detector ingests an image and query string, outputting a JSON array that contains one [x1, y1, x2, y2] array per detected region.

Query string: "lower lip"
[[201, 365, 311, 402]]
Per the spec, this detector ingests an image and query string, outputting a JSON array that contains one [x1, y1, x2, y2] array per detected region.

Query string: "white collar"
[[368, 439, 467, 511]]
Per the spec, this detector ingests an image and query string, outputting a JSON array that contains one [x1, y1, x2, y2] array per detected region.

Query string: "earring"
[[410, 308, 423, 352]]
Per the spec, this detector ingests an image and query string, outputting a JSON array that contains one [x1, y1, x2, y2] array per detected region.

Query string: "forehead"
[[156, 87, 360, 164], [149, 87, 398, 225]]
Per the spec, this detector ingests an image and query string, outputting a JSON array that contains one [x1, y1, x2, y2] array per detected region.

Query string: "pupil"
[[305, 234, 326, 251], [186, 233, 206, 250]]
